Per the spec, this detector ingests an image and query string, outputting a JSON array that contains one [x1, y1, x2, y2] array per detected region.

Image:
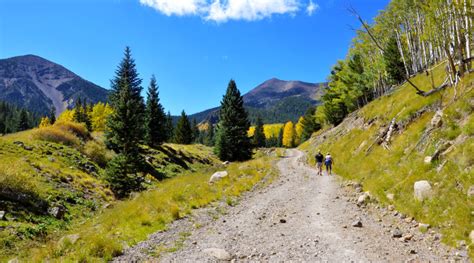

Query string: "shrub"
[[82, 140, 113, 167], [33, 127, 80, 146], [54, 121, 89, 139]]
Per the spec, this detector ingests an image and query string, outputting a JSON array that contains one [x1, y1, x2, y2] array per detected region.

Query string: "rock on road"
[[115, 149, 465, 262]]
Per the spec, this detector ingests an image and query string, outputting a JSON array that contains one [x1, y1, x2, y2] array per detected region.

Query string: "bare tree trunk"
[[396, 29, 410, 76]]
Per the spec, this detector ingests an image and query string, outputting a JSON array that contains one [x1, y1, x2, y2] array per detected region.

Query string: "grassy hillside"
[[0, 124, 278, 261], [301, 64, 473, 256]]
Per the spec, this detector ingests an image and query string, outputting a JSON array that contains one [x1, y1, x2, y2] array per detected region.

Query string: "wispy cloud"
[[139, 0, 319, 22], [306, 0, 319, 16]]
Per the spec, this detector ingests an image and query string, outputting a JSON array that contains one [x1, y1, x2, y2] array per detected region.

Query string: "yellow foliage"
[[248, 123, 284, 139], [294, 116, 304, 145], [90, 102, 113, 131], [282, 121, 295, 148], [57, 109, 75, 122], [38, 117, 51, 128]]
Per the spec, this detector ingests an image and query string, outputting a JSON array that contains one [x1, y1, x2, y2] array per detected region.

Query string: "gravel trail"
[[115, 149, 466, 262]]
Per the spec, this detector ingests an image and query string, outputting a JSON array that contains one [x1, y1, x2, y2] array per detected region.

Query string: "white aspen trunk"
[[464, 0, 471, 59], [396, 29, 410, 76]]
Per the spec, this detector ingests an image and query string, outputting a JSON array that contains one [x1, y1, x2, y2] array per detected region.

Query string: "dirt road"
[[115, 149, 466, 262]]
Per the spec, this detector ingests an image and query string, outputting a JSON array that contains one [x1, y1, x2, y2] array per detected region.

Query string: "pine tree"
[[49, 106, 56, 124], [17, 109, 29, 131], [300, 106, 320, 142], [277, 127, 284, 147], [252, 116, 265, 148], [174, 110, 193, 144], [215, 79, 252, 161], [191, 119, 199, 143], [165, 111, 174, 142], [205, 123, 215, 146], [384, 35, 405, 84], [105, 47, 146, 197], [145, 75, 167, 147], [82, 99, 92, 131], [73, 98, 83, 123]]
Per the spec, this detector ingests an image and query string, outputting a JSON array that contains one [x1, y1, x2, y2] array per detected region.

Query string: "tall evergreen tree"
[[205, 123, 215, 146], [191, 119, 199, 143], [105, 47, 146, 197], [17, 109, 29, 131], [215, 79, 252, 161], [174, 110, 193, 144], [49, 106, 56, 124], [165, 111, 174, 142], [277, 127, 284, 147], [82, 99, 92, 131], [300, 106, 321, 142], [73, 98, 83, 123], [384, 36, 405, 84], [252, 116, 266, 147], [145, 75, 167, 147]]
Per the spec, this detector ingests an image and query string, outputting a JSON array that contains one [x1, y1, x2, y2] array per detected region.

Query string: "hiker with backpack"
[[315, 150, 324, 176], [325, 153, 333, 175]]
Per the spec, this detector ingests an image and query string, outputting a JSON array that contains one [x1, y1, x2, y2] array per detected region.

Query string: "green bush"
[[82, 140, 113, 167]]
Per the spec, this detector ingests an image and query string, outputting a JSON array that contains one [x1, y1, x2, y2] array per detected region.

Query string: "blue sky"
[[0, 0, 389, 115]]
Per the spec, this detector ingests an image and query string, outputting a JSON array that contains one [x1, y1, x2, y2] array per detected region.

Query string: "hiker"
[[315, 150, 324, 176], [325, 153, 333, 175]]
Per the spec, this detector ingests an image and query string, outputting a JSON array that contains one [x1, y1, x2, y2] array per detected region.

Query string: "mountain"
[[0, 55, 108, 116], [190, 78, 326, 124]]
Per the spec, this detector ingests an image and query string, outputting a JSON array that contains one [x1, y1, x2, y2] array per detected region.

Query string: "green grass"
[[1, 125, 268, 261], [301, 67, 474, 257], [24, 154, 277, 261]]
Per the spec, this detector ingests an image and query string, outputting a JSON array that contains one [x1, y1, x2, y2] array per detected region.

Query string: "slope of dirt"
[[115, 149, 467, 262]]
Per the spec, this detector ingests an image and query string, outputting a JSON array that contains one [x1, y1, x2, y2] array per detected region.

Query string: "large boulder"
[[209, 171, 228, 183], [414, 180, 433, 201], [203, 248, 232, 260]]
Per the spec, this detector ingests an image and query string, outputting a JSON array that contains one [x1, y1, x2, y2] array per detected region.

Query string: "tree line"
[[0, 101, 40, 135], [318, 0, 473, 126]]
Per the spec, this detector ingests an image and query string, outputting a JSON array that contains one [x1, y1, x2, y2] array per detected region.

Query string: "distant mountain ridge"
[[190, 78, 326, 124], [0, 55, 108, 116]]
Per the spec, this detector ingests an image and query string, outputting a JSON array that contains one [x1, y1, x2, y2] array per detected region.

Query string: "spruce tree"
[[165, 111, 174, 142], [49, 106, 56, 124], [17, 109, 29, 131], [105, 47, 146, 197], [277, 127, 284, 147], [145, 75, 167, 147], [215, 79, 252, 161], [252, 116, 265, 148], [205, 123, 215, 146], [191, 119, 199, 143], [73, 98, 83, 123], [384, 36, 405, 84], [300, 106, 320, 142], [82, 99, 92, 131], [174, 110, 193, 144]]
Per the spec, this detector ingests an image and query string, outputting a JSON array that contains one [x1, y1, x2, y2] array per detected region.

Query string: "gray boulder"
[[414, 180, 433, 201], [209, 171, 228, 183], [48, 205, 66, 219], [357, 192, 370, 206]]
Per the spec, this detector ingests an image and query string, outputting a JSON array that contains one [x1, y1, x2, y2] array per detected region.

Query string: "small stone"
[[209, 171, 228, 183], [357, 192, 370, 206], [7, 258, 19, 263], [279, 219, 287, 224], [388, 205, 395, 211], [0, 211, 5, 220], [392, 228, 403, 238], [424, 156, 433, 163], [352, 220, 363, 227], [414, 180, 433, 201], [404, 217, 413, 223], [23, 145, 33, 151], [203, 248, 232, 261], [419, 223, 430, 230], [48, 205, 66, 219], [192, 241, 198, 245], [402, 234, 414, 242], [470, 230, 474, 244], [409, 249, 417, 254], [467, 186, 474, 198], [386, 193, 394, 201], [343, 225, 348, 229]]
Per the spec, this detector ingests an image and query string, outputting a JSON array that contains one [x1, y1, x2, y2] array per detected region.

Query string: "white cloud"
[[206, 0, 300, 22], [139, 0, 206, 16], [140, 0, 319, 22], [306, 0, 318, 16]]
